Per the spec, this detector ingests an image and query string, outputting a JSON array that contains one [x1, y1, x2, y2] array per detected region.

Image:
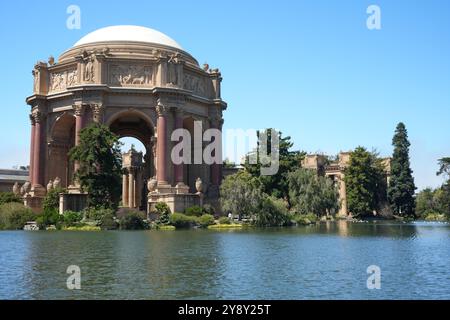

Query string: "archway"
[[47, 112, 76, 188], [108, 111, 155, 210]]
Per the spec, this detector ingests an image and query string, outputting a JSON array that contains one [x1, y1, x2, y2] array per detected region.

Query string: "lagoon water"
[[0, 221, 449, 299]]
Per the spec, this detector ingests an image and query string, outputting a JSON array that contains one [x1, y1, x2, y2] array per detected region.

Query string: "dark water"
[[0, 221, 449, 300]]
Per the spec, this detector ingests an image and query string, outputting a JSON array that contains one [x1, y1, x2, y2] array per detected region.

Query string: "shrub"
[[294, 213, 318, 225], [254, 196, 292, 227], [198, 214, 215, 228], [0, 192, 22, 206], [202, 204, 215, 216], [42, 187, 65, 212], [185, 205, 204, 217], [62, 211, 83, 227], [169, 213, 196, 229], [100, 213, 119, 230], [218, 216, 231, 225], [0, 202, 35, 230], [155, 202, 171, 225], [84, 207, 115, 221], [119, 211, 147, 230], [38, 208, 62, 229]]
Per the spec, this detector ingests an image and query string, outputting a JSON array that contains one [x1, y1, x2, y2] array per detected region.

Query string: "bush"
[[218, 216, 231, 225], [198, 214, 215, 228], [254, 196, 292, 227], [100, 213, 119, 230], [119, 210, 147, 230], [185, 205, 204, 217], [0, 202, 36, 230], [84, 207, 115, 221], [39, 208, 62, 229], [294, 213, 318, 225], [155, 202, 171, 225], [202, 204, 215, 216], [62, 211, 83, 227], [0, 192, 22, 206], [169, 213, 197, 229], [42, 187, 64, 212]]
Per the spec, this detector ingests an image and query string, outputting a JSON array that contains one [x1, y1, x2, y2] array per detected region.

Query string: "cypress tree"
[[388, 122, 416, 217]]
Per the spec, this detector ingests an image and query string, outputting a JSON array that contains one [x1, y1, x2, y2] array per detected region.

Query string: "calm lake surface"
[[0, 221, 449, 300]]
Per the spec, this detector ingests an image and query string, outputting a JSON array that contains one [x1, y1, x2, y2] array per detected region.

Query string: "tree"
[[243, 129, 305, 203], [344, 147, 386, 217], [287, 168, 339, 217], [436, 157, 450, 218], [69, 123, 123, 209], [220, 171, 263, 218], [415, 188, 438, 218], [388, 123, 416, 217]]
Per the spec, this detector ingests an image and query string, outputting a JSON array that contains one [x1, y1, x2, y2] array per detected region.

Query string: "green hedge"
[[169, 213, 197, 228], [0, 202, 36, 230]]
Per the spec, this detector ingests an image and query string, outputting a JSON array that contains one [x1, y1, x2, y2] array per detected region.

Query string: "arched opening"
[[109, 111, 155, 210], [47, 113, 76, 188], [183, 116, 205, 193]]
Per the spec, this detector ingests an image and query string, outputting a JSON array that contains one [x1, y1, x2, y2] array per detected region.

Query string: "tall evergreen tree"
[[388, 122, 416, 217], [344, 147, 385, 217]]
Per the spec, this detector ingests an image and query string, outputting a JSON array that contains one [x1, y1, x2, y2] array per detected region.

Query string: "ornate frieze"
[[49, 69, 78, 92], [184, 73, 206, 96], [108, 64, 153, 86]]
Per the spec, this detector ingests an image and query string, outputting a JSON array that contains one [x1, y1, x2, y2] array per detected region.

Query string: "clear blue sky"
[[0, 0, 449, 190]]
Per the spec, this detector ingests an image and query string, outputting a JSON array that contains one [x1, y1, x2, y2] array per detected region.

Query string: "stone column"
[[32, 111, 44, 188], [29, 114, 36, 184], [174, 109, 185, 186], [73, 104, 85, 173], [128, 169, 135, 208], [210, 117, 223, 187], [122, 173, 129, 207], [156, 104, 169, 185]]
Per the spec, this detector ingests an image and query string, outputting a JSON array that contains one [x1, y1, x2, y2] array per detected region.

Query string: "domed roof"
[[73, 25, 183, 50]]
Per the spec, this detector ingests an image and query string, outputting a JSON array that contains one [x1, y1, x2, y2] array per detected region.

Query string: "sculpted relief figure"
[[84, 56, 95, 83], [184, 73, 206, 96], [167, 52, 181, 86], [109, 64, 153, 86], [67, 69, 78, 86], [51, 72, 66, 91], [32, 69, 39, 92]]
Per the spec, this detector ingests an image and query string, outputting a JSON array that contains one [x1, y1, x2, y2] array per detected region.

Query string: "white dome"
[[73, 25, 183, 50]]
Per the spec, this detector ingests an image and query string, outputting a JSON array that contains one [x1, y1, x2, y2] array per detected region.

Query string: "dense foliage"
[[0, 203, 35, 230], [243, 129, 305, 202], [388, 123, 416, 217], [220, 171, 263, 218], [0, 192, 22, 206], [344, 147, 387, 217], [155, 202, 171, 225], [69, 123, 123, 209], [287, 168, 339, 217], [119, 210, 147, 230]]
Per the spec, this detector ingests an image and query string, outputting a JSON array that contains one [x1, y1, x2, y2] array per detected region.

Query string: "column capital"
[[73, 104, 86, 116], [31, 110, 44, 123], [29, 113, 36, 125], [91, 103, 104, 122], [156, 103, 169, 117]]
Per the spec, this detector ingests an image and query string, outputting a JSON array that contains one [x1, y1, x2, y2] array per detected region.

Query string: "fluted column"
[[73, 104, 85, 173], [122, 173, 129, 207], [156, 103, 168, 185], [174, 109, 185, 185], [29, 114, 36, 184], [128, 169, 135, 208], [32, 111, 43, 187]]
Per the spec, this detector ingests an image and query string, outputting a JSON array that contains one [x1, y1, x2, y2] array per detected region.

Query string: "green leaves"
[[344, 147, 386, 217], [287, 168, 339, 217], [69, 123, 123, 209], [388, 123, 416, 217]]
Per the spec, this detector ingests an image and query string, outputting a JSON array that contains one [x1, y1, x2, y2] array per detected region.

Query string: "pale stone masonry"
[[302, 152, 391, 217], [22, 26, 227, 213]]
